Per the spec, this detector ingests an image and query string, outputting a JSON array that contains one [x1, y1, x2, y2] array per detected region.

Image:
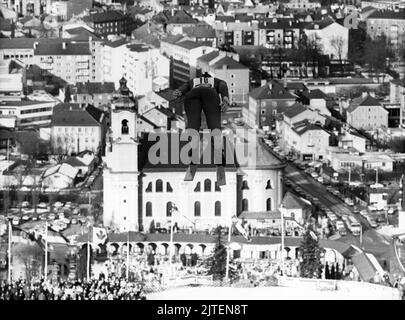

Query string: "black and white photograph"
[[0, 0, 405, 308]]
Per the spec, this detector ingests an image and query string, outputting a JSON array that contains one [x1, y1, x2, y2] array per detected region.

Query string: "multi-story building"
[[304, 20, 350, 60], [279, 0, 321, 10], [74, 82, 116, 109], [46, 0, 92, 20], [280, 119, 331, 161], [160, 38, 216, 87], [389, 78, 405, 126], [258, 19, 302, 50], [50, 103, 102, 154], [0, 97, 57, 128], [197, 51, 250, 104], [123, 43, 170, 96], [366, 10, 405, 46], [84, 10, 135, 37], [0, 59, 25, 99], [244, 80, 297, 130], [346, 94, 389, 130], [33, 40, 91, 84], [213, 18, 260, 47]]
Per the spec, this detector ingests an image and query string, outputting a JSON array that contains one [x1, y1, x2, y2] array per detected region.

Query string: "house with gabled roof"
[[346, 93, 388, 130], [282, 190, 312, 225], [244, 80, 297, 129]]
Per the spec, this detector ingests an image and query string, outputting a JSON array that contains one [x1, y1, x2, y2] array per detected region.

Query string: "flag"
[[92, 227, 107, 246], [233, 216, 251, 242]]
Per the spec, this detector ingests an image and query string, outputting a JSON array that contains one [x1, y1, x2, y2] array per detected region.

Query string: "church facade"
[[103, 78, 286, 232]]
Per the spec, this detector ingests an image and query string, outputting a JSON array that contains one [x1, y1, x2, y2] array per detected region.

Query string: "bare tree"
[[330, 36, 345, 75], [14, 243, 44, 282]]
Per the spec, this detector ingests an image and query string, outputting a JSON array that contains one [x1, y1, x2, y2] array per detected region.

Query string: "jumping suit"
[[177, 76, 229, 131]]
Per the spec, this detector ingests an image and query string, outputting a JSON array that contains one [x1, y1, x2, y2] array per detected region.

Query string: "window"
[[231, 74, 235, 78], [231, 89, 235, 94], [215, 182, 221, 192], [241, 180, 249, 190], [242, 199, 248, 211], [146, 182, 152, 192], [146, 202, 152, 217], [266, 180, 272, 189], [204, 179, 211, 192], [166, 182, 173, 192], [194, 201, 201, 217], [215, 201, 221, 216], [156, 179, 163, 192], [231, 83, 235, 87], [166, 202, 173, 217], [121, 119, 129, 134], [266, 198, 272, 211], [261, 110, 266, 115], [194, 182, 201, 192]]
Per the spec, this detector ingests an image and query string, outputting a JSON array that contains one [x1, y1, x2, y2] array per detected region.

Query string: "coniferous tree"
[[299, 226, 324, 279], [330, 264, 336, 280], [325, 262, 330, 279]]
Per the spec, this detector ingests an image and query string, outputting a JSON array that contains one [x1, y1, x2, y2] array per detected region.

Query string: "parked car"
[[71, 218, 78, 225], [21, 201, 30, 208], [317, 177, 324, 183], [48, 213, 56, 220], [54, 202, 64, 208], [367, 216, 378, 228], [12, 217, 20, 225], [311, 172, 319, 178], [387, 207, 396, 215], [38, 202, 47, 209], [22, 215, 30, 221]]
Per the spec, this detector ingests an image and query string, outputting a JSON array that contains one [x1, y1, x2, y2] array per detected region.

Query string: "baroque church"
[[103, 78, 286, 232]]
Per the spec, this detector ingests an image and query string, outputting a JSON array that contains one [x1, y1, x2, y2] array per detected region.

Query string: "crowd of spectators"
[[0, 274, 147, 300]]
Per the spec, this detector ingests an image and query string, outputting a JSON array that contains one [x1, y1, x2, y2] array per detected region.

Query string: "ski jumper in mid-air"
[[173, 72, 230, 185]]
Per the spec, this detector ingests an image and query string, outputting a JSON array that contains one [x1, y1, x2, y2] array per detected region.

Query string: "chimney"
[[62, 42, 67, 50]]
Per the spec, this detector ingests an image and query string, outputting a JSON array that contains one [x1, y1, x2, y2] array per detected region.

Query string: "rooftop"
[[51, 104, 101, 127], [368, 10, 405, 20], [249, 81, 297, 100], [211, 56, 249, 70], [76, 82, 115, 95], [34, 41, 90, 56], [283, 103, 308, 119]]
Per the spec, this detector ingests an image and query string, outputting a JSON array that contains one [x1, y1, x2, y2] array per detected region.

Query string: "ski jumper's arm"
[[177, 80, 193, 95], [214, 78, 229, 100]]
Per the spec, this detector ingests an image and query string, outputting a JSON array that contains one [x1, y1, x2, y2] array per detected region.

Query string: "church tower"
[[103, 77, 139, 231]]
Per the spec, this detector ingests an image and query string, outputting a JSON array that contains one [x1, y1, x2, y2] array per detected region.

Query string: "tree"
[[64, 86, 72, 103], [14, 242, 44, 283], [325, 262, 330, 279], [205, 226, 227, 281], [330, 36, 345, 75], [299, 226, 324, 279], [330, 264, 336, 280], [149, 220, 156, 233]]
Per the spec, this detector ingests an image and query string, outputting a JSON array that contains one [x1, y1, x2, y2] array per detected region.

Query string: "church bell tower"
[[103, 77, 139, 231]]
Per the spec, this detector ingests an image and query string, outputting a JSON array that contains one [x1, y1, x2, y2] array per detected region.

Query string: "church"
[[103, 78, 286, 232]]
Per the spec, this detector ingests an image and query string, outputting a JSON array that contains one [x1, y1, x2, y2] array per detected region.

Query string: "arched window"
[[156, 179, 163, 192], [194, 201, 201, 217], [145, 182, 152, 192], [266, 179, 273, 189], [204, 179, 211, 192], [166, 182, 173, 192], [146, 202, 152, 217], [241, 180, 249, 190], [266, 198, 272, 211], [242, 199, 248, 211], [121, 119, 129, 135], [194, 182, 201, 192], [166, 202, 172, 217], [215, 201, 221, 216]]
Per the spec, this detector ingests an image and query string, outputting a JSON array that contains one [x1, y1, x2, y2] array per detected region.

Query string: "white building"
[[305, 21, 349, 60]]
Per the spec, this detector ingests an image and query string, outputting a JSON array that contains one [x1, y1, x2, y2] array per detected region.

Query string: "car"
[[21, 201, 30, 208], [367, 216, 378, 228], [22, 215, 30, 221], [12, 217, 20, 225], [360, 210, 368, 217], [58, 212, 65, 219], [31, 216, 39, 221], [64, 202, 73, 208], [54, 202, 64, 208], [72, 208, 80, 215], [311, 172, 319, 178], [71, 218, 78, 225], [317, 177, 324, 183], [339, 229, 348, 236], [48, 213, 56, 220], [155, 228, 168, 233], [387, 208, 395, 215], [222, 120, 229, 125], [38, 202, 47, 209]]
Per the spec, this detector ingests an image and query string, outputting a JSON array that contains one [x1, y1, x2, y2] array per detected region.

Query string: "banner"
[[92, 227, 107, 246]]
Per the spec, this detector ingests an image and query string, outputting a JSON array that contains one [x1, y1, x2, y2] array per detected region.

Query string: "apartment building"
[[160, 38, 216, 87], [366, 10, 405, 46], [33, 40, 91, 84], [196, 51, 249, 104], [50, 104, 102, 154]]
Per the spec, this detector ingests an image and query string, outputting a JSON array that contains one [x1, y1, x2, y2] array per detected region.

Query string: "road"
[[284, 163, 404, 276]]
